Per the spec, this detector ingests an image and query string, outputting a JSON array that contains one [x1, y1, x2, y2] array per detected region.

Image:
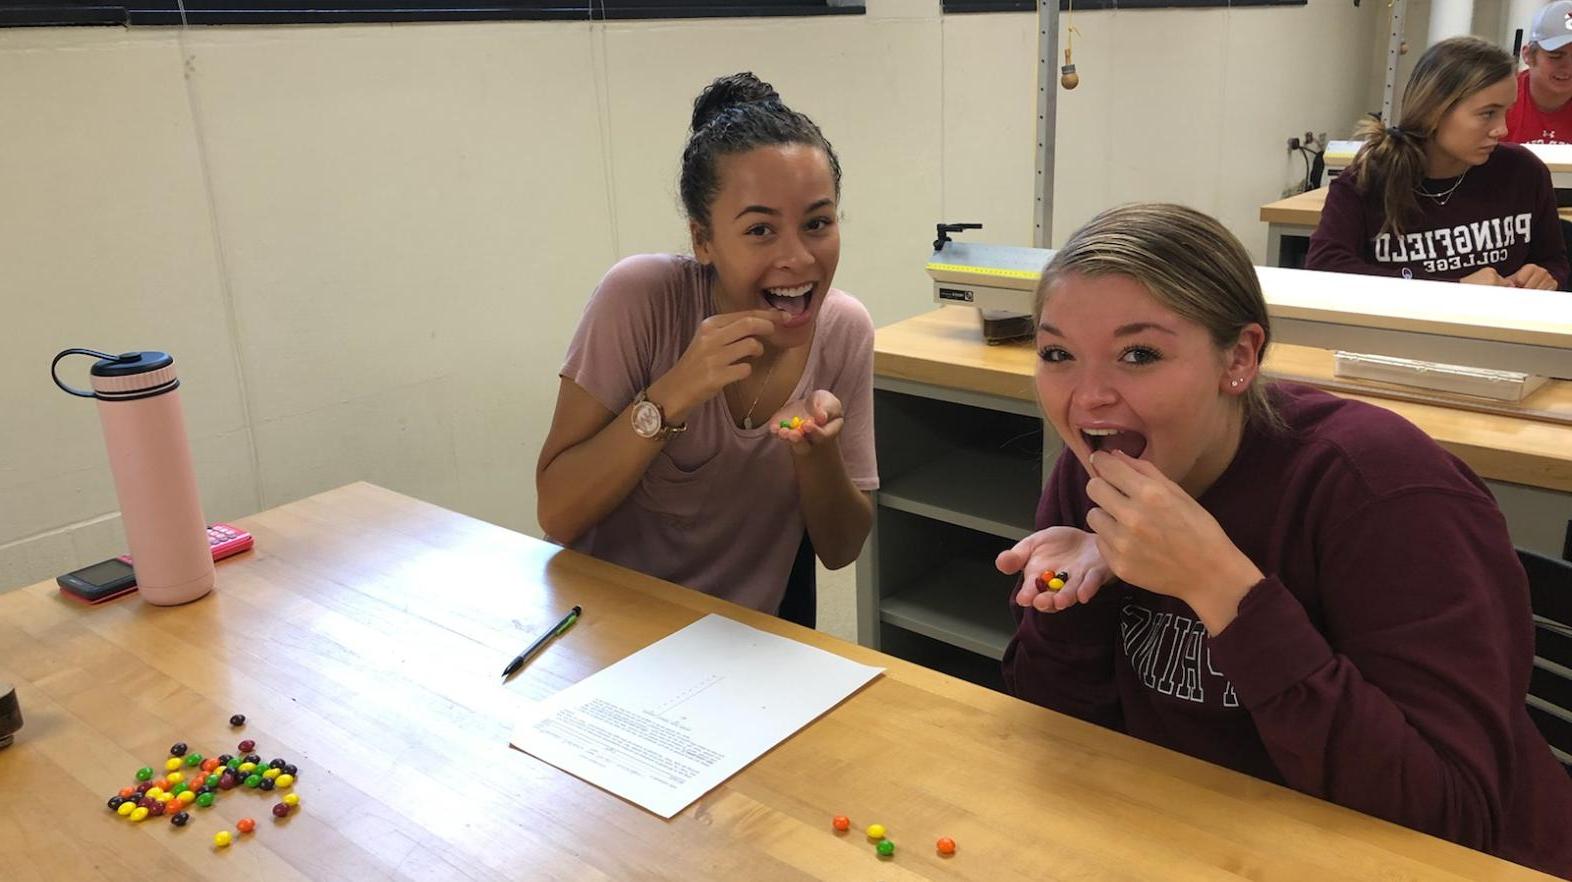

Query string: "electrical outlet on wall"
[[1287, 131, 1330, 152]]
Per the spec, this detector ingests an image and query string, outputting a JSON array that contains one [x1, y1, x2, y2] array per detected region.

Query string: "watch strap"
[[633, 389, 686, 440]]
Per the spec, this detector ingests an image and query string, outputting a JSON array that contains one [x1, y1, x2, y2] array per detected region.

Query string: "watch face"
[[632, 400, 663, 438]]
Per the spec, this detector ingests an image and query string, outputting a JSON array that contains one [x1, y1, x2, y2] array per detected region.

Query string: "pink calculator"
[[118, 522, 253, 566]]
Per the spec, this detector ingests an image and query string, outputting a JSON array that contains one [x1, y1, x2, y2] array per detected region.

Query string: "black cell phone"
[[56, 558, 138, 605]]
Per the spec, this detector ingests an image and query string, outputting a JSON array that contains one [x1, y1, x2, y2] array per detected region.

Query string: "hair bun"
[[691, 72, 781, 132]]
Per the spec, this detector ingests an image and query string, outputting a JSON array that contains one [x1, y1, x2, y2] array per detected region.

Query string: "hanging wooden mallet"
[[1060, 8, 1080, 90], [1061, 46, 1079, 90]]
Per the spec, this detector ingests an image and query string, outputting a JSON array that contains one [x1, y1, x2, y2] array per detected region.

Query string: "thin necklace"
[[1416, 167, 1468, 205], [739, 358, 779, 430]]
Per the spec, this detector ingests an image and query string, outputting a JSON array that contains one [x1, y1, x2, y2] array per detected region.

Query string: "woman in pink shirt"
[[536, 73, 877, 619]]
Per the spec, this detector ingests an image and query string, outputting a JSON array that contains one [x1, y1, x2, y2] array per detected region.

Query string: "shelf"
[[880, 557, 1017, 661], [879, 449, 1039, 540]]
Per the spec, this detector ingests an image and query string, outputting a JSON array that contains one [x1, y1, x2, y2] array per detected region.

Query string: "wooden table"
[[1325, 140, 1572, 188], [875, 307, 1572, 494], [1260, 187, 1572, 268], [0, 482, 1559, 880], [1261, 186, 1333, 267]]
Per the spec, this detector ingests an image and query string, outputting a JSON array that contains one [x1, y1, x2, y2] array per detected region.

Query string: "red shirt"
[[1004, 384, 1572, 878], [1507, 68, 1572, 145]]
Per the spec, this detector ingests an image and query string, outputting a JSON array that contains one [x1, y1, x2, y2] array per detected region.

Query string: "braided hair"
[[679, 72, 842, 239]]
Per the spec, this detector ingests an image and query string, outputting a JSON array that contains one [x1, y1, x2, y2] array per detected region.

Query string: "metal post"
[[1035, 0, 1059, 249], [1382, 0, 1407, 123]]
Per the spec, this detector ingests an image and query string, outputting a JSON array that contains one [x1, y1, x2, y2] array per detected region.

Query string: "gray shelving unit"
[[857, 375, 1062, 687], [880, 556, 1016, 660], [879, 449, 1038, 541]]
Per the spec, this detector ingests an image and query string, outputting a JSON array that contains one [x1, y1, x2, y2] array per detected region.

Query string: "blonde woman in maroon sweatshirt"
[[999, 202, 1572, 878], [1308, 36, 1568, 288]]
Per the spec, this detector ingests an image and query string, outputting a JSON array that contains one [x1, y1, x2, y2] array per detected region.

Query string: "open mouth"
[[763, 283, 816, 327], [1081, 427, 1148, 459]]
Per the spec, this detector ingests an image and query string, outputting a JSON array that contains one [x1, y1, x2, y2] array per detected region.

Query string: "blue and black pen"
[[501, 605, 581, 680]]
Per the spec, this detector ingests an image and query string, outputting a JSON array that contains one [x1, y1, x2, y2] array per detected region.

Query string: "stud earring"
[[1230, 379, 1242, 388]]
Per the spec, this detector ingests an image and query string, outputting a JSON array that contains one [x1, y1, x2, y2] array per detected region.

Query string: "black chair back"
[[1518, 548, 1572, 773], [776, 532, 816, 629]]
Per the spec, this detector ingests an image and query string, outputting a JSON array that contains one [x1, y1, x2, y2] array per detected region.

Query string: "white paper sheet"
[[508, 613, 883, 818]]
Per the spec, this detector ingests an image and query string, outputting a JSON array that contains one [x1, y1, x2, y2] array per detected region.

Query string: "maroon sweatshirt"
[[1003, 383, 1572, 878], [1306, 142, 1569, 286]]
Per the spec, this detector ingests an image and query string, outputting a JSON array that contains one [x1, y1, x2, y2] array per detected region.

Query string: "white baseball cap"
[[1531, 0, 1572, 52]]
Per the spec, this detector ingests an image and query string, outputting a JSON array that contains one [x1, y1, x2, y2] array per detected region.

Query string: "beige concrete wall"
[[1364, 0, 1533, 125], [1, 2, 1384, 630]]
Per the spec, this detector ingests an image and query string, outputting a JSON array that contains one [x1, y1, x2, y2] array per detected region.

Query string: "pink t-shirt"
[[559, 253, 879, 612]]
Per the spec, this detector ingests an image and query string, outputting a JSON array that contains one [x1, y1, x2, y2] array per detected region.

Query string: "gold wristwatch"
[[630, 389, 686, 441]]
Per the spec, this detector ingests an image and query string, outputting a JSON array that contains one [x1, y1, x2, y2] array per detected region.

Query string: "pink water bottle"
[[52, 348, 214, 606]]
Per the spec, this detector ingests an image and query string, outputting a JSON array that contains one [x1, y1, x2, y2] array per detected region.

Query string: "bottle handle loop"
[[51, 348, 123, 398]]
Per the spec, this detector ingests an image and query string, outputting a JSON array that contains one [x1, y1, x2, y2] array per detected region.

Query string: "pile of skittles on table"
[[830, 815, 956, 860], [102, 713, 304, 848]]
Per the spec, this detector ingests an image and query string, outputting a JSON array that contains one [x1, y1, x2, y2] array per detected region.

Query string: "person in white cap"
[[1506, 0, 1572, 143]]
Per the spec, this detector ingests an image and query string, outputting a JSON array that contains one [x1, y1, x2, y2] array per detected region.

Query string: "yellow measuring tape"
[[925, 262, 1042, 281]]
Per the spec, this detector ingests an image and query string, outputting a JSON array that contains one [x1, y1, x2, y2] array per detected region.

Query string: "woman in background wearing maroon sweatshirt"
[[999, 202, 1572, 878], [1307, 36, 1568, 289]]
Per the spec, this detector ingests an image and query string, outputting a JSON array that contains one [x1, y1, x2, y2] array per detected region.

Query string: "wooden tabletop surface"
[[1261, 186, 1572, 227], [875, 307, 1572, 493], [1326, 141, 1572, 176], [1259, 185, 1332, 226], [0, 482, 1558, 880]]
